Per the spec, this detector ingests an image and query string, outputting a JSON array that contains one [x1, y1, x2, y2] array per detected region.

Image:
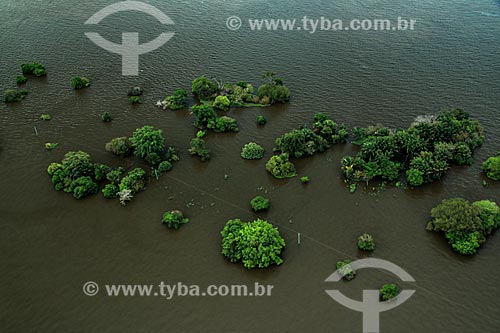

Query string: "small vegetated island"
[[427, 198, 500, 255], [266, 113, 348, 178], [47, 126, 179, 204], [341, 109, 484, 188], [482, 152, 500, 181], [221, 218, 285, 269]]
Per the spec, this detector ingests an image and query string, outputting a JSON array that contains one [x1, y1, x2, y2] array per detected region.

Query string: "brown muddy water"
[[1, 0, 500, 332]]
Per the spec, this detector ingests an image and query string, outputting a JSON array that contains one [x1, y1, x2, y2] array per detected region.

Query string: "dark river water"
[[1, 0, 500, 332]]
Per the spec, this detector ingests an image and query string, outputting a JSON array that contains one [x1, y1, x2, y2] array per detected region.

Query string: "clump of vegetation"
[[336, 259, 356, 281], [482, 153, 500, 180], [257, 115, 267, 125], [105, 137, 133, 158], [427, 198, 500, 255], [274, 113, 348, 159], [188, 137, 210, 161], [191, 105, 239, 133], [250, 196, 270, 212], [357, 233, 375, 251], [128, 86, 143, 96], [241, 142, 265, 160], [71, 77, 90, 89], [21, 63, 46, 76], [4, 89, 28, 103], [191, 73, 290, 108], [16, 76, 27, 84], [130, 126, 165, 162], [257, 71, 291, 104], [129, 96, 141, 104], [101, 112, 112, 122], [40, 114, 51, 121], [266, 153, 297, 179], [163, 89, 187, 110], [300, 176, 310, 183], [341, 109, 484, 188], [380, 284, 399, 301], [47, 151, 101, 199], [162, 210, 189, 229], [102, 167, 124, 199], [213, 95, 231, 111], [221, 218, 285, 269], [45, 143, 58, 150], [119, 168, 147, 195], [192, 75, 220, 100]]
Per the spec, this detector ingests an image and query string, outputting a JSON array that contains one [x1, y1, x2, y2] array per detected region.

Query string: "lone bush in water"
[[380, 284, 399, 301], [357, 233, 375, 251], [427, 198, 500, 255], [221, 218, 285, 269], [162, 210, 189, 229], [336, 259, 356, 281], [482, 154, 500, 180], [265, 153, 297, 179], [241, 142, 265, 160], [250, 196, 270, 212], [71, 77, 90, 89]]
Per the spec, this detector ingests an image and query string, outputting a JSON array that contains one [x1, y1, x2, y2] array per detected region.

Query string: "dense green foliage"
[[257, 72, 291, 104], [162, 210, 189, 229], [105, 137, 133, 158], [191, 105, 239, 132], [300, 176, 310, 183], [102, 183, 120, 199], [241, 142, 265, 160], [192, 76, 220, 100], [257, 115, 267, 125], [47, 151, 101, 199], [274, 113, 347, 159], [221, 218, 285, 269], [266, 153, 297, 179], [250, 196, 270, 212], [192, 73, 290, 107], [188, 138, 210, 161], [71, 77, 90, 89], [336, 259, 356, 281], [130, 126, 165, 162], [213, 95, 231, 111], [40, 114, 51, 121], [357, 233, 375, 251], [4, 89, 28, 103], [164, 89, 187, 110], [482, 154, 500, 180], [21, 63, 46, 76], [380, 284, 399, 301], [16, 76, 27, 84], [119, 168, 147, 194], [101, 112, 112, 122], [427, 198, 500, 255], [342, 109, 484, 187]]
